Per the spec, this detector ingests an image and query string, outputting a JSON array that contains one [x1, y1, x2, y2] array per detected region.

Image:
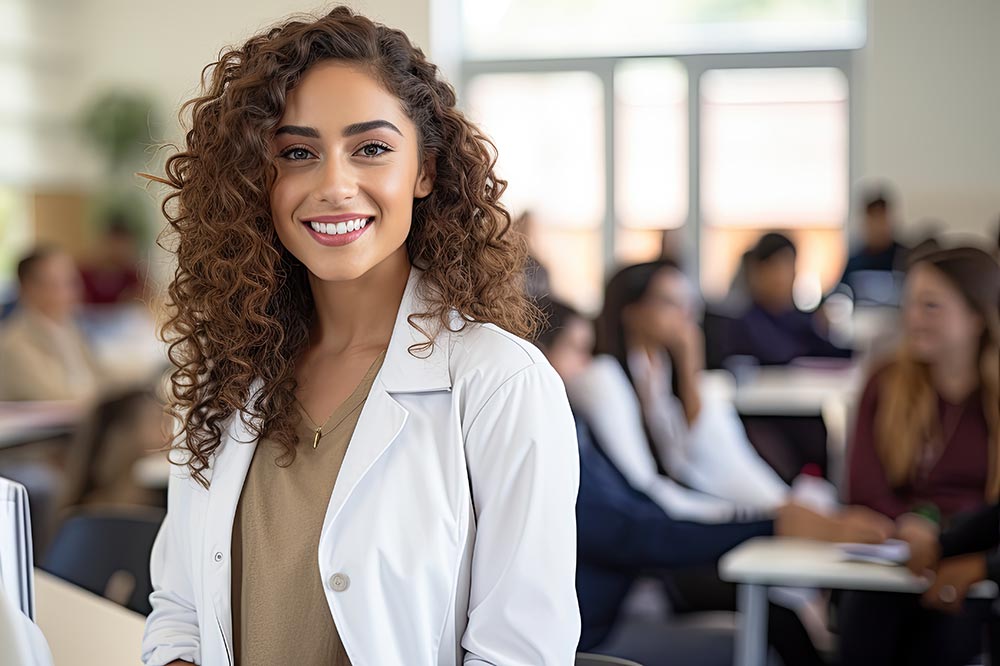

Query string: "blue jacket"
[[575, 417, 773, 649]]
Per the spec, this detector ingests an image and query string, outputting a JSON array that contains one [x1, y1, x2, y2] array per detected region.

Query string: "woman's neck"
[[307, 249, 411, 354], [929, 347, 980, 403]]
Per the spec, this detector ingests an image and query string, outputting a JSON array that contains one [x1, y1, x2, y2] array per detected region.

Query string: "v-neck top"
[[230, 350, 386, 666]]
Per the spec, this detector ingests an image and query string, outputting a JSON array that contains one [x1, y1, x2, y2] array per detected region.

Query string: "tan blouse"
[[230, 350, 386, 666]]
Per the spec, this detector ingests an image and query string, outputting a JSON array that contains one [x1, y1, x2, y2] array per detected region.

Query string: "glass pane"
[[465, 72, 605, 311], [701, 67, 848, 228], [699, 67, 848, 300], [615, 59, 687, 234], [462, 0, 865, 59]]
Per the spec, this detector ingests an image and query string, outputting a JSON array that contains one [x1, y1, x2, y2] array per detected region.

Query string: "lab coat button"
[[329, 573, 350, 592], [213, 551, 223, 563]]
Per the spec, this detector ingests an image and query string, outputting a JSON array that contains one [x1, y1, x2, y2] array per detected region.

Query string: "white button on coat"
[[141, 267, 581, 666], [329, 574, 350, 592]]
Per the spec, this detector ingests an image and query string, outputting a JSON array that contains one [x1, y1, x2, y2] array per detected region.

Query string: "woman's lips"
[[301, 216, 375, 247]]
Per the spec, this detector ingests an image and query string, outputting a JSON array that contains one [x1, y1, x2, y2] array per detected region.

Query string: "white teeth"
[[309, 217, 372, 236]]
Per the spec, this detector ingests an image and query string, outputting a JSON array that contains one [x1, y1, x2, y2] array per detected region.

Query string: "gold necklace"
[[296, 401, 361, 449]]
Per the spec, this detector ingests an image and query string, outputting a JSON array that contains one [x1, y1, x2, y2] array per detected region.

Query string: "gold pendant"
[[312, 428, 321, 449]]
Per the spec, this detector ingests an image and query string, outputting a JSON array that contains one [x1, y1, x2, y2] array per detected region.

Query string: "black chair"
[[576, 654, 644, 666], [41, 506, 164, 615]]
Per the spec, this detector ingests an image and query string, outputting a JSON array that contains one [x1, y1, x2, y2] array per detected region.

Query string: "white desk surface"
[[720, 537, 998, 598], [732, 364, 861, 417], [34, 569, 145, 666], [0, 401, 85, 449]]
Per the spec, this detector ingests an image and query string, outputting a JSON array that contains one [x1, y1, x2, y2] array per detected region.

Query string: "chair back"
[[42, 506, 163, 615]]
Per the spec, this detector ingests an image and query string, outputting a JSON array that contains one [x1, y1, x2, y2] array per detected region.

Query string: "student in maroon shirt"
[[840, 246, 1000, 666]]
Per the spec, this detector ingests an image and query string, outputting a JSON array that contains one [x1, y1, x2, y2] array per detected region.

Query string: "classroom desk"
[[731, 363, 861, 417], [0, 401, 84, 449], [719, 537, 999, 666], [35, 569, 145, 666]]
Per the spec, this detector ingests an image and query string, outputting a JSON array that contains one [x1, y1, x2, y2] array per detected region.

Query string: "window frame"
[[460, 48, 858, 293]]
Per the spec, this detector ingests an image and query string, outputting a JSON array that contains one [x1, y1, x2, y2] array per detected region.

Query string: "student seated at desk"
[[0, 247, 104, 402], [534, 297, 892, 665], [839, 189, 908, 286], [841, 246, 1000, 666], [575, 260, 790, 514], [725, 233, 851, 367], [59, 388, 168, 510]]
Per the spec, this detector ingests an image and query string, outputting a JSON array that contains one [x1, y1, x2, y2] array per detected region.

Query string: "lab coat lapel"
[[321, 266, 453, 531]]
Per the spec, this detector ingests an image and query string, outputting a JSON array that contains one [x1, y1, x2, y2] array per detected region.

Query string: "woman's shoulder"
[[446, 320, 551, 387]]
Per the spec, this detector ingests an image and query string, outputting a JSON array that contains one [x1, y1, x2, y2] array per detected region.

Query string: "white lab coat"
[[141, 268, 581, 666]]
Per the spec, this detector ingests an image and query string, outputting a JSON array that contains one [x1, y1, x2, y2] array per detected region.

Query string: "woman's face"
[[547, 315, 594, 384], [627, 268, 693, 348], [269, 61, 434, 282], [903, 263, 984, 363]]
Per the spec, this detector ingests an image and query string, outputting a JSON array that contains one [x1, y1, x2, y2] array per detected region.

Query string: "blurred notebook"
[[0, 476, 34, 620], [837, 539, 910, 566]]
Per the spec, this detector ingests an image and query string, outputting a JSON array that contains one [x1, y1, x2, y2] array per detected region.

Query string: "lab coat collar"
[[376, 265, 454, 394]]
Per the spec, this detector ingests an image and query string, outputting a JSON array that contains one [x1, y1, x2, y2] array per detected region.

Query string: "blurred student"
[[577, 259, 786, 513], [0, 247, 103, 402], [725, 232, 850, 366], [841, 190, 907, 283], [59, 388, 167, 509], [534, 297, 887, 664], [840, 246, 1000, 666], [78, 217, 145, 306]]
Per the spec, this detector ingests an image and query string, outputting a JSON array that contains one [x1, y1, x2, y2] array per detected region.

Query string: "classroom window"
[[699, 67, 849, 299], [465, 72, 605, 312], [462, 0, 865, 60], [614, 59, 688, 266]]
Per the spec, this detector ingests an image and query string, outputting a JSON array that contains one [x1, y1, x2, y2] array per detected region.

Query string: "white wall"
[[72, 1, 435, 148], [857, 0, 1000, 243]]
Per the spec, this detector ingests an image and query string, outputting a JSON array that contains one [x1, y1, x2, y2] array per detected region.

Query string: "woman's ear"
[[414, 154, 436, 198]]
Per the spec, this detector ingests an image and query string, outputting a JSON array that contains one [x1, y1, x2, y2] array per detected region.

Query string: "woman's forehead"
[[279, 61, 410, 132]]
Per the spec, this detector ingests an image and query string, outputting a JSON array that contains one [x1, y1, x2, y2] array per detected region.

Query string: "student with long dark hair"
[[536, 297, 885, 665]]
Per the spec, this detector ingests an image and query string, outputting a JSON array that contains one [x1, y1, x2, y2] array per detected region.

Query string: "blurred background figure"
[[78, 215, 145, 306], [840, 246, 1000, 666], [513, 210, 551, 299], [841, 189, 907, 282], [725, 232, 851, 367], [58, 388, 167, 510], [0, 247, 104, 402], [535, 295, 889, 666]]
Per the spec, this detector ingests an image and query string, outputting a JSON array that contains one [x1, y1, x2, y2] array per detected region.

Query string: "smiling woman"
[[141, 7, 580, 666]]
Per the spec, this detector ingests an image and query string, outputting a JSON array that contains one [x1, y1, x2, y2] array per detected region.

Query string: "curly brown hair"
[[154, 6, 539, 485]]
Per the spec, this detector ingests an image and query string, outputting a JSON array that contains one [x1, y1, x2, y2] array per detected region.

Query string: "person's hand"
[[776, 503, 892, 543], [664, 319, 703, 367], [921, 554, 987, 614], [896, 513, 941, 576], [834, 506, 895, 544]]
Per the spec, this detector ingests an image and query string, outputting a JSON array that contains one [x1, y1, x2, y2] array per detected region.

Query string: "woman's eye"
[[280, 147, 314, 161], [357, 142, 391, 158]]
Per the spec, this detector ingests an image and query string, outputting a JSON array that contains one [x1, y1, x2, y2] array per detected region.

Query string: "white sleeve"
[[570, 357, 745, 524], [141, 470, 201, 666], [461, 362, 580, 665]]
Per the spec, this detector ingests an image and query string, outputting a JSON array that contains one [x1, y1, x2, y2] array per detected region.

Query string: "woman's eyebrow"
[[274, 125, 321, 138], [274, 119, 403, 139], [342, 119, 403, 137]]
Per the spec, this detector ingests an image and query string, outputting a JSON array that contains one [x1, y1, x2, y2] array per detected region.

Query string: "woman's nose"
[[312, 157, 358, 204]]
